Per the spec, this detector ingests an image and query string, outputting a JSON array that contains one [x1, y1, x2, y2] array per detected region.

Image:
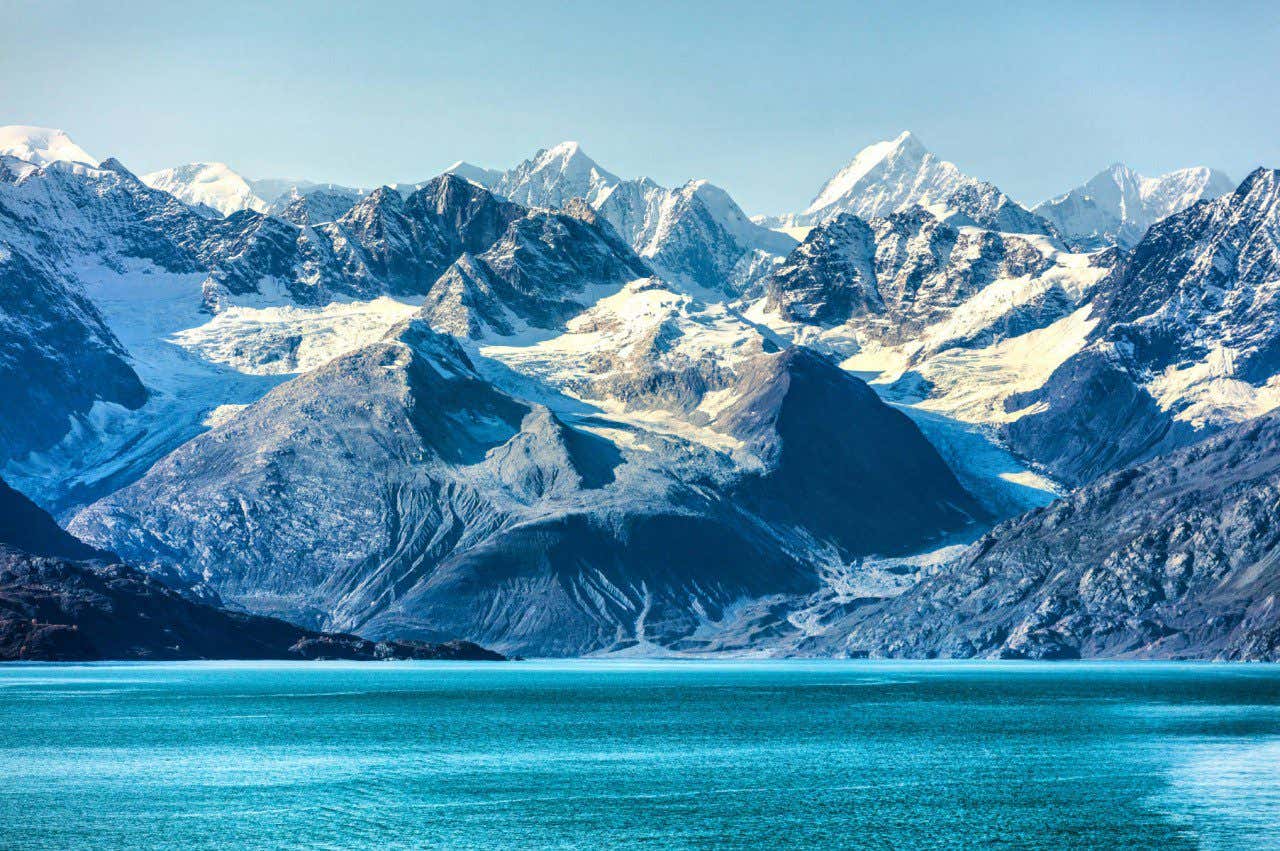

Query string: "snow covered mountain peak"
[[141, 162, 268, 216], [594, 174, 797, 295], [0, 126, 97, 167], [1034, 161, 1234, 249], [442, 160, 501, 189], [547, 140, 584, 157], [494, 141, 620, 208], [799, 130, 971, 224]]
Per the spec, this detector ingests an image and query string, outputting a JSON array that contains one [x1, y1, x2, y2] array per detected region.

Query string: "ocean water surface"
[[1, 660, 1278, 849]]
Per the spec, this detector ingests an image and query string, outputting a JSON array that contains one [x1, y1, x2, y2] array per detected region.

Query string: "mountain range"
[[0, 123, 1274, 659]]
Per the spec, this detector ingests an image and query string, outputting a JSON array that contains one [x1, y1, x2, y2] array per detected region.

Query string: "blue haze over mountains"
[[0, 124, 1278, 660]]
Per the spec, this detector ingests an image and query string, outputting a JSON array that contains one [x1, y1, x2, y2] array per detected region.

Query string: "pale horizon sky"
[[2, 0, 1277, 214]]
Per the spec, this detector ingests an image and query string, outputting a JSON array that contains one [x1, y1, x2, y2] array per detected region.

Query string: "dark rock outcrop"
[[0, 551, 504, 662]]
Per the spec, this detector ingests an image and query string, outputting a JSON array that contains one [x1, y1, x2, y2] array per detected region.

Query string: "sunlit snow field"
[[1, 661, 1277, 849]]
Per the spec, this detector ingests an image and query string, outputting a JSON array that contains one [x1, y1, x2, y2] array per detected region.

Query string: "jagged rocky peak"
[[404, 172, 526, 253], [141, 162, 269, 216], [493, 140, 621, 208], [271, 187, 361, 224], [335, 184, 410, 243], [1094, 166, 1280, 344], [200, 168, 640, 312], [418, 198, 651, 339], [0, 125, 96, 166], [0, 151, 219, 277], [765, 202, 1063, 335], [764, 213, 881, 324], [1034, 161, 1235, 249], [939, 180, 1059, 238]]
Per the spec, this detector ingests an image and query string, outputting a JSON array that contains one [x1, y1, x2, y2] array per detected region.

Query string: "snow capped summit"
[[1034, 162, 1234, 249], [443, 160, 502, 189], [0, 126, 96, 167], [494, 141, 621, 208], [596, 177, 797, 295], [487, 143, 793, 294], [141, 162, 268, 216], [801, 131, 973, 224], [761, 131, 1053, 242]]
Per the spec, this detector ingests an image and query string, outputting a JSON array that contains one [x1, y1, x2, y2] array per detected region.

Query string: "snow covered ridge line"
[[0, 155, 656, 509], [0, 123, 1234, 255], [752, 130, 1232, 252], [0, 125, 797, 297]]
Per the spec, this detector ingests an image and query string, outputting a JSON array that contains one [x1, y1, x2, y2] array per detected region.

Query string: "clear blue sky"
[[2, 0, 1277, 214]]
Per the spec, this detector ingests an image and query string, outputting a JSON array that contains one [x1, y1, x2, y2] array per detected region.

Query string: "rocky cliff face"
[[199, 175, 531, 307], [0, 155, 208, 275], [822, 412, 1280, 661], [420, 201, 651, 338]]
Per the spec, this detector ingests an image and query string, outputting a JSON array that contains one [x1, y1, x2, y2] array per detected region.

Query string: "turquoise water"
[[1, 661, 1278, 849]]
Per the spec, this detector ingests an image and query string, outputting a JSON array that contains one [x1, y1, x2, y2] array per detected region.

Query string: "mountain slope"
[[70, 319, 979, 656], [0, 475, 502, 661], [825, 412, 1280, 661], [0, 477, 109, 562], [717, 347, 980, 553], [1034, 163, 1234, 249], [0, 241, 146, 464]]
